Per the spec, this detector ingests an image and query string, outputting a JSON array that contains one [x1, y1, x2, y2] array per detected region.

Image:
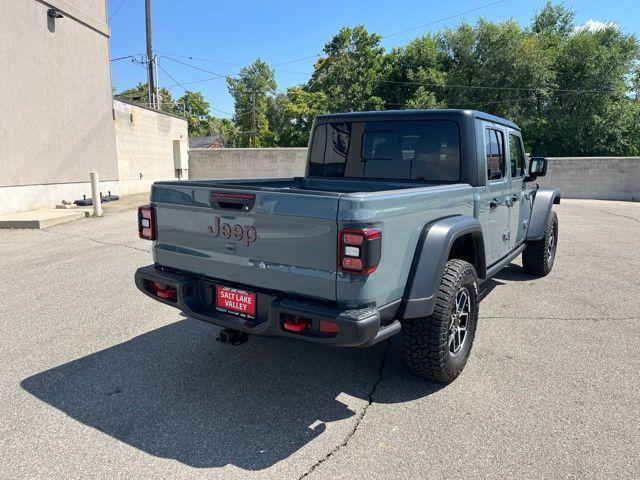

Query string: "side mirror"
[[526, 156, 547, 181]]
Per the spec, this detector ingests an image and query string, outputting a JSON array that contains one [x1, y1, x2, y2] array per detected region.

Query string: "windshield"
[[308, 120, 460, 182]]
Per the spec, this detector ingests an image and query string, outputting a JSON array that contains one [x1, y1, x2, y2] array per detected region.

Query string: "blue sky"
[[108, 0, 640, 118]]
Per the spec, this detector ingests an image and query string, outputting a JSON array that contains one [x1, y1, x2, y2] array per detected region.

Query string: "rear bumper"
[[134, 265, 400, 347]]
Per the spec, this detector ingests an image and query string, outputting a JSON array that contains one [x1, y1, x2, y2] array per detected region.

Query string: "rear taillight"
[[138, 205, 156, 240], [339, 228, 382, 275]]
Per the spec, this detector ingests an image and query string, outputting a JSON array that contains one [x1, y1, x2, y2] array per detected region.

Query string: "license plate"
[[215, 286, 256, 319]]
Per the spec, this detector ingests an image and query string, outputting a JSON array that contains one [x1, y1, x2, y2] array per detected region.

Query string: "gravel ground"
[[0, 199, 638, 479]]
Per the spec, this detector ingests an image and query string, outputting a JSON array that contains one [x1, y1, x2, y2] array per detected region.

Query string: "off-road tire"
[[402, 259, 479, 383], [522, 211, 558, 276]]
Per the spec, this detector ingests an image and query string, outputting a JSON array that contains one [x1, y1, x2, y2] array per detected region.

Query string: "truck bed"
[[150, 177, 474, 307], [156, 176, 453, 195]]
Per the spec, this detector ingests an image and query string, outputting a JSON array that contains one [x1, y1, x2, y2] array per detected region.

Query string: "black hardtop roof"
[[315, 109, 520, 131]]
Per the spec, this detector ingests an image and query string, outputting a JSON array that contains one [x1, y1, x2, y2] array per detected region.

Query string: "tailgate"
[[151, 184, 340, 301]]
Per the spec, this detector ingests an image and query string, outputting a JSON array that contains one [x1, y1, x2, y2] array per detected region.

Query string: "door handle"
[[489, 198, 500, 210]]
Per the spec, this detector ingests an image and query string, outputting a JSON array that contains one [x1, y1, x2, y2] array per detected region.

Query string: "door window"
[[485, 129, 505, 181], [508, 134, 525, 178]]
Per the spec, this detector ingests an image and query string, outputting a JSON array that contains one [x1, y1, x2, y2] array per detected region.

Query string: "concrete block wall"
[[538, 157, 640, 202], [189, 149, 639, 202], [113, 100, 189, 189], [189, 148, 307, 180]]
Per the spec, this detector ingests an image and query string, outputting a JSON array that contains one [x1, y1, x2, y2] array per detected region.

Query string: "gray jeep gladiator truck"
[[135, 109, 559, 382]]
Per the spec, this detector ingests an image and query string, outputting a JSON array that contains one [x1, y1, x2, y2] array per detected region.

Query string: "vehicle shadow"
[[479, 263, 533, 301], [21, 317, 439, 470], [492, 263, 536, 282]]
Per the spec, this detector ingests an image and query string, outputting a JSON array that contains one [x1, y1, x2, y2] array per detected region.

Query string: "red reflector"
[[343, 233, 364, 246], [342, 257, 363, 271], [156, 288, 176, 299], [150, 281, 176, 300], [319, 320, 340, 334], [283, 317, 309, 332]]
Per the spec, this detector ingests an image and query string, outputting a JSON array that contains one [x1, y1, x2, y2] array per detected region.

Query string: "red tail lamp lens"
[[342, 233, 364, 246], [339, 228, 382, 274], [138, 205, 156, 240], [342, 257, 363, 271]]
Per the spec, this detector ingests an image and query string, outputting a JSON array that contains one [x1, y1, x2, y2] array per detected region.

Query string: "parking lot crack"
[[39, 229, 150, 253], [599, 210, 640, 224], [298, 339, 392, 479], [571, 204, 640, 224]]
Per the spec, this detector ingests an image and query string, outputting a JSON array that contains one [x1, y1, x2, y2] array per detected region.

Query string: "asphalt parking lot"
[[1, 198, 639, 479]]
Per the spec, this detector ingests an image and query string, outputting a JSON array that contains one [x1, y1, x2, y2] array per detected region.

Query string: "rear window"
[[308, 120, 460, 181]]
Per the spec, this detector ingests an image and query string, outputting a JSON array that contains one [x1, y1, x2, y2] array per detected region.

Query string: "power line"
[[378, 79, 620, 94], [165, 0, 235, 77], [156, 51, 245, 68], [110, 54, 141, 62], [159, 55, 228, 79], [381, 0, 508, 39], [108, 0, 127, 22], [157, 63, 188, 92], [166, 75, 227, 88], [157, 63, 247, 117], [270, 0, 508, 67], [272, 54, 321, 67]]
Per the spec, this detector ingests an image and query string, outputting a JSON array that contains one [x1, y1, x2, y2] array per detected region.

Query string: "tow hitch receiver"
[[216, 328, 249, 346]]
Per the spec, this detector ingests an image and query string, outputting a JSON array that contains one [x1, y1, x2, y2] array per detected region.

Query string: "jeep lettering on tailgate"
[[208, 217, 257, 245]]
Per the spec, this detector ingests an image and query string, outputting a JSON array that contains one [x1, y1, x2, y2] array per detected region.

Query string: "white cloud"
[[575, 19, 618, 32]]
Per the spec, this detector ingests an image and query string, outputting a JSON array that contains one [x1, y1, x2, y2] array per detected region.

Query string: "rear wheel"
[[402, 259, 479, 383], [523, 211, 558, 276]]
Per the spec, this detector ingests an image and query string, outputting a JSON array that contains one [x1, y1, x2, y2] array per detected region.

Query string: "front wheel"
[[402, 259, 479, 383], [522, 211, 558, 276]]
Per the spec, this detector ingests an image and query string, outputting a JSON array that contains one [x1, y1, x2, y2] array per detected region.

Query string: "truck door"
[[506, 130, 531, 248], [481, 124, 511, 264]]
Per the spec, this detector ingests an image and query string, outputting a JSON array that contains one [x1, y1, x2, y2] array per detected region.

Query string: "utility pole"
[[145, 0, 156, 108], [251, 92, 256, 148], [154, 55, 159, 109]]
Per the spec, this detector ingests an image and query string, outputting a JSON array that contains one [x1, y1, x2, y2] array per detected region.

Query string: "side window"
[[323, 123, 351, 177], [308, 125, 326, 176], [485, 128, 505, 181], [508, 134, 524, 178], [362, 131, 395, 161], [400, 135, 419, 161]]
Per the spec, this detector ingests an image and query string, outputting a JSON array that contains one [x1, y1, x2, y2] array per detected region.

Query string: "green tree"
[[531, 0, 575, 36], [227, 59, 277, 147], [264, 93, 288, 147], [115, 82, 176, 114], [176, 91, 211, 137], [207, 117, 240, 147], [630, 64, 640, 100], [282, 87, 328, 146], [265, 87, 329, 146], [380, 34, 446, 109], [310, 25, 385, 112], [538, 24, 639, 155]]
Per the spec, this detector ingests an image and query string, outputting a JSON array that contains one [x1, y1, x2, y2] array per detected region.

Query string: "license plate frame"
[[215, 285, 256, 319]]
